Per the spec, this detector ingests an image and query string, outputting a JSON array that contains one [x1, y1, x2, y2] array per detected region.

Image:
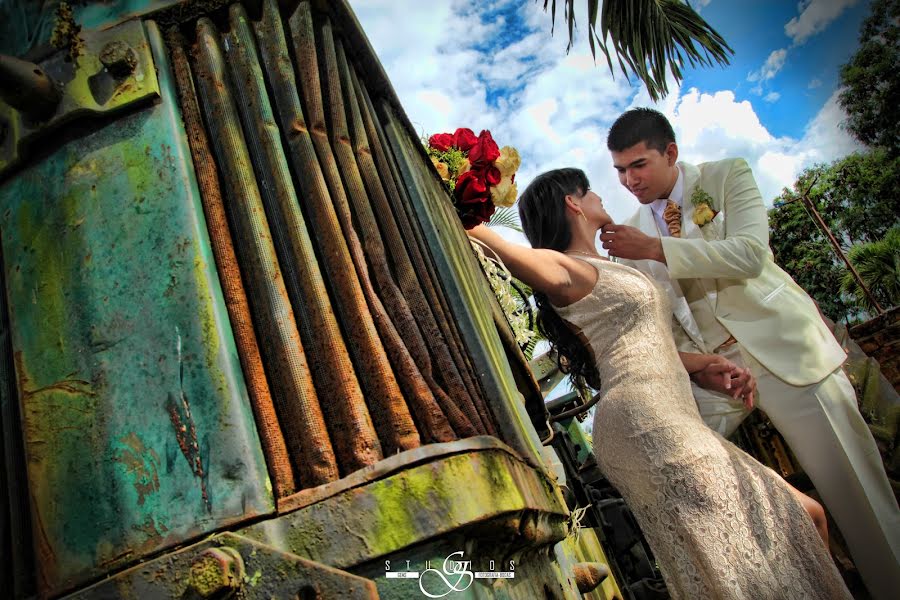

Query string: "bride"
[[468, 168, 850, 599]]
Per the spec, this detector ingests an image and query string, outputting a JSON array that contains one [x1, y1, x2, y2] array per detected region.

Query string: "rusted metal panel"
[[240, 443, 569, 571], [0, 19, 161, 176], [166, 26, 296, 498], [66, 532, 380, 599], [190, 16, 339, 488], [0, 241, 35, 598], [0, 1, 233, 58], [0, 20, 273, 595]]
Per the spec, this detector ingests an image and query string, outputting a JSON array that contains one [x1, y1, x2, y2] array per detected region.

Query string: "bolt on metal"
[[99, 41, 137, 78], [188, 547, 245, 598]]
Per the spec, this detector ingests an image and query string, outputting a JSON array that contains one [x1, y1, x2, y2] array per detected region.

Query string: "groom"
[[600, 107, 899, 599]]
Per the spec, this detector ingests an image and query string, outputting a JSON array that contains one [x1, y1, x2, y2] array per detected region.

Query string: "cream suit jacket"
[[619, 159, 846, 386]]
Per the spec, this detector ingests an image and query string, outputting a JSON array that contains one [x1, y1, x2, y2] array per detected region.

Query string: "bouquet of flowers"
[[426, 128, 521, 229]]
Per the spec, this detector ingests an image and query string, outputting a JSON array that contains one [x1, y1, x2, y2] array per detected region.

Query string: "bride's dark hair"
[[518, 168, 602, 391]]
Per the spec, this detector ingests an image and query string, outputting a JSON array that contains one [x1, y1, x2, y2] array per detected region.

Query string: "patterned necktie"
[[663, 200, 682, 238]]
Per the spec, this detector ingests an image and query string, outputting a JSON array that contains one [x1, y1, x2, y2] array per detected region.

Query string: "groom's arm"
[[661, 159, 769, 279]]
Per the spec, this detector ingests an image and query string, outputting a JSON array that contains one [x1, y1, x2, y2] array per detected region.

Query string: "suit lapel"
[[631, 206, 707, 351], [677, 161, 719, 311]]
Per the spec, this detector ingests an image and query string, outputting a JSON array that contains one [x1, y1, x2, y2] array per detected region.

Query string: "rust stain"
[[165, 390, 210, 511], [97, 548, 135, 570], [290, 118, 308, 136], [165, 330, 210, 511], [129, 516, 169, 551], [114, 432, 161, 506], [15, 351, 96, 402]]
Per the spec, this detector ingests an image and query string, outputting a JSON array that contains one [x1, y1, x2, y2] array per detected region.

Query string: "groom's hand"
[[692, 359, 756, 410], [599, 224, 666, 263]]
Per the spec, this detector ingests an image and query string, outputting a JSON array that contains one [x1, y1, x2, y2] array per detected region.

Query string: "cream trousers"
[[692, 344, 900, 600]]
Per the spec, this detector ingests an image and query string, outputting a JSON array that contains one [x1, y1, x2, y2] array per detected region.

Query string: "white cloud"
[[785, 0, 861, 45], [666, 88, 861, 203], [764, 91, 781, 102], [795, 88, 864, 163], [747, 48, 788, 83], [353, 0, 863, 230], [808, 77, 823, 89]]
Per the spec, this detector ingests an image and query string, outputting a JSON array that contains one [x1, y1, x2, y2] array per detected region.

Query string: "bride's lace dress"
[[554, 257, 850, 599]]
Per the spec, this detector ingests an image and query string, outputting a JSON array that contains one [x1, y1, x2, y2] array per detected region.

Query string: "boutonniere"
[[690, 187, 718, 226]]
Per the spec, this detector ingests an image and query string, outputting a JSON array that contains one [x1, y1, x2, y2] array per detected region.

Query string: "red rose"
[[460, 204, 495, 229], [468, 130, 500, 168], [454, 170, 489, 205], [454, 170, 496, 228], [453, 128, 478, 152], [484, 165, 501, 186], [428, 132, 454, 152]]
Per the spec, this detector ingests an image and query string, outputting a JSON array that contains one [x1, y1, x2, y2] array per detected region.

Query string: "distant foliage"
[[769, 196, 849, 322], [838, 0, 900, 153], [841, 227, 900, 313], [769, 151, 900, 322]]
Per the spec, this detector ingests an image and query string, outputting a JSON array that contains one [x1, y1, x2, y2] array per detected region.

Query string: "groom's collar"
[[649, 165, 684, 219]]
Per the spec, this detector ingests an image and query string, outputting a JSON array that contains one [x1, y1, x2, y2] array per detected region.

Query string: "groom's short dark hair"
[[607, 108, 676, 153]]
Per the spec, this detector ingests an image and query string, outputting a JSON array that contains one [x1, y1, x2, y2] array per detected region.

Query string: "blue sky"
[[353, 0, 867, 226], [683, 0, 869, 139]]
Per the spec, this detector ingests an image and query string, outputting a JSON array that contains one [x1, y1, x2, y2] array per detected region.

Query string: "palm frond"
[[841, 227, 900, 312], [488, 206, 524, 232], [539, 0, 733, 102]]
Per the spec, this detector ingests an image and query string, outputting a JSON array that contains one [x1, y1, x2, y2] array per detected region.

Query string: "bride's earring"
[[579, 211, 588, 223]]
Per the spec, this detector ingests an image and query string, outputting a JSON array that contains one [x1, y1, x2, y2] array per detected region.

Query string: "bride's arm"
[[678, 351, 718, 374], [467, 224, 585, 297]]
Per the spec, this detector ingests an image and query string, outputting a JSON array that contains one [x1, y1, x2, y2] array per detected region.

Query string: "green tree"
[[770, 186, 849, 322], [770, 152, 900, 321], [807, 149, 900, 245], [540, 0, 733, 101], [838, 0, 900, 153], [841, 227, 900, 312]]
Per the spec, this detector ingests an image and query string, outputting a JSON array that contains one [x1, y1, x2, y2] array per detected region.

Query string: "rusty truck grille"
[[164, 0, 497, 498]]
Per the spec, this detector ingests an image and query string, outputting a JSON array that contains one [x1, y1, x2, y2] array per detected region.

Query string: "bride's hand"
[[467, 223, 490, 239], [691, 356, 740, 393]]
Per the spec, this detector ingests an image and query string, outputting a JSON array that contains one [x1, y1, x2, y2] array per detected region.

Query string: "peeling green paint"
[[242, 448, 567, 571], [0, 19, 273, 596]]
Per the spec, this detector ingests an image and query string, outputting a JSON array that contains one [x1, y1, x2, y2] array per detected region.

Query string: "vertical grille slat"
[[251, 0, 384, 475], [166, 27, 296, 497], [334, 39, 490, 439], [288, 2, 421, 455], [348, 61, 498, 438], [320, 23, 467, 442], [166, 0, 505, 496], [191, 17, 339, 487], [352, 80, 493, 433], [377, 99, 539, 459]]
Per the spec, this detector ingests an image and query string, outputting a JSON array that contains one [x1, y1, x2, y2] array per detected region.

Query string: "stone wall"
[[850, 306, 900, 392]]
